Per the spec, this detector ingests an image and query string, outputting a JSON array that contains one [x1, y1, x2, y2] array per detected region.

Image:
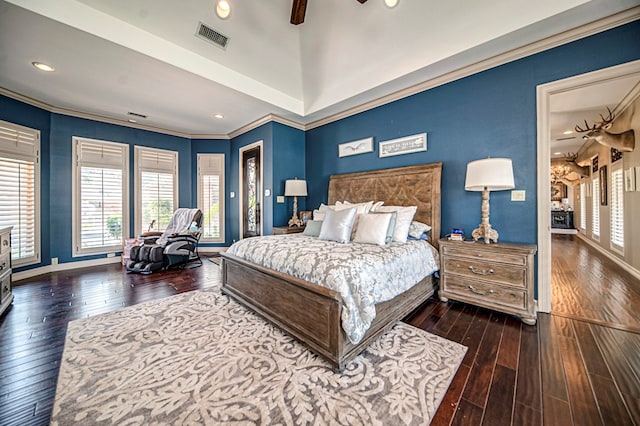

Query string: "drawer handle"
[[469, 285, 494, 296], [469, 265, 494, 275], [0, 262, 4, 271], [2, 240, 7, 247]]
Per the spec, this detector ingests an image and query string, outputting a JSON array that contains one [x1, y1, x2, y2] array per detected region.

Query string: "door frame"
[[238, 140, 264, 239], [535, 59, 640, 313]]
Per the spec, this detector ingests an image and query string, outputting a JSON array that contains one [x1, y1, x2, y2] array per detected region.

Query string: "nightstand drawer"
[[443, 276, 527, 311], [443, 257, 525, 287], [0, 232, 9, 255], [441, 244, 525, 265], [0, 252, 9, 274]]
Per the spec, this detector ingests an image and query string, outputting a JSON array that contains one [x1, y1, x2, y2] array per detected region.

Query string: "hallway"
[[551, 233, 640, 333]]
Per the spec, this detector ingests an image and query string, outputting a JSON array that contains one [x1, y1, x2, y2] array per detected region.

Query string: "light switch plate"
[[276, 195, 285, 203], [230, 191, 235, 198], [511, 190, 526, 201], [265, 189, 271, 197]]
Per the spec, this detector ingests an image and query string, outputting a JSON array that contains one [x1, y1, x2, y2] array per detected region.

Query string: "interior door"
[[242, 146, 261, 238]]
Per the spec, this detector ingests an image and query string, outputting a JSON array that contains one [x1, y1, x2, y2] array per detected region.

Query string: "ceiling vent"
[[196, 22, 229, 49], [128, 111, 147, 119]]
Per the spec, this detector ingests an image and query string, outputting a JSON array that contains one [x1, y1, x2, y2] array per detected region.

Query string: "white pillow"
[[334, 200, 373, 215], [353, 213, 393, 246], [373, 206, 417, 243], [408, 221, 432, 238], [313, 209, 325, 221], [318, 207, 357, 244]]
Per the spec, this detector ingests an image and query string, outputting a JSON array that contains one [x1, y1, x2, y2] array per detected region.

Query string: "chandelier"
[[550, 164, 573, 183]]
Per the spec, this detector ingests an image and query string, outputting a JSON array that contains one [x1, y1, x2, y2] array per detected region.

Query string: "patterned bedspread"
[[226, 235, 440, 344]]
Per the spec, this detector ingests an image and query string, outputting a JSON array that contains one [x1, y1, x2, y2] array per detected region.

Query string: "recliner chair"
[[126, 208, 203, 274]]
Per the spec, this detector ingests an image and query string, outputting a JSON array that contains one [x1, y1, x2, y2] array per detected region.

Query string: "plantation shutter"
[[198, 154, 224, 242], [592, 177, 600, 238], [135, 147, 178, 233], [579, 182, 586, 230], [0, 120, 40, 266], [610, 167, 624, 250], [74, 137, 129, 254]]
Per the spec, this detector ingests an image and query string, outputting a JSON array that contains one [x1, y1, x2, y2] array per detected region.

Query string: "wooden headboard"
[[328, 162, 442, 248]]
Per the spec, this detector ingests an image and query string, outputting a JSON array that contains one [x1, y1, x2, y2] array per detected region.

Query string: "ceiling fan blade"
[[291, 0, 308, 25]]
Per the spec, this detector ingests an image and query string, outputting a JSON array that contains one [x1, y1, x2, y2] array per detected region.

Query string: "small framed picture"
[[299, 210, 312, 225]]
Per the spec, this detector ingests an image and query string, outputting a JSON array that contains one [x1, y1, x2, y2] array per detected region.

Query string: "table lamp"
[[285, 178, 307, 227], [465, 158, 515, 244]]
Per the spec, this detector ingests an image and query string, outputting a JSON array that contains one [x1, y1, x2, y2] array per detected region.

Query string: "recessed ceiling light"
[[563, 130, 573, 135], [384, 0, 399, 8], [213, 113, 224, 119], [128, 119, 137, 123], [32, 62, 55, 72], [554, 152, 562, 155], [216, 0, 231, 19]]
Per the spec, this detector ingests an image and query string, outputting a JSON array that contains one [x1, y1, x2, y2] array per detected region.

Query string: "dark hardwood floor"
[[1, 248, 639, 425]]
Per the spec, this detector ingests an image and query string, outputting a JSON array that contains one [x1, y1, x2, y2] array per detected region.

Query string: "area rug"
[[51, 289, 467, 425]]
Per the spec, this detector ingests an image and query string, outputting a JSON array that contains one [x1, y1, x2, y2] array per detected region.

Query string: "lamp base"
[[288, 215, 303, 227], [472, 224, 499, 244]]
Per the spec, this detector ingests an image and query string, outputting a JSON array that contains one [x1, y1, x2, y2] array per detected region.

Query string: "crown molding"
[[228, 113, 306, 139], [305, 6, 640, 130]]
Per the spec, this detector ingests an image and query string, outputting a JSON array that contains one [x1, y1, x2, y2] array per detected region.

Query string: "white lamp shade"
[[285, 179, 307, 196], [465, 158, 515, 191]]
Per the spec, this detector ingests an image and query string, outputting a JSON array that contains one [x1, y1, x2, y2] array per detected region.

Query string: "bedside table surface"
[[272, 226, 305, 235]]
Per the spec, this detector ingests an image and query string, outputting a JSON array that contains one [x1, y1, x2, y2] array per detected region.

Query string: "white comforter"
[[226, 235, 440, 344]]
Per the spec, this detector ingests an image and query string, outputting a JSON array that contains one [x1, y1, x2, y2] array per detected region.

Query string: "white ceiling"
[[0, 0, 638, 136]]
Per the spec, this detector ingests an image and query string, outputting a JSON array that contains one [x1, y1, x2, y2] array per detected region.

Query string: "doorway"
[[536, 59, 640, 313], [239, 141, 263, 239]]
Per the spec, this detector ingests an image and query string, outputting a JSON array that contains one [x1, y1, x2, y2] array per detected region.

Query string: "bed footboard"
[[220, 252, 435, 371]]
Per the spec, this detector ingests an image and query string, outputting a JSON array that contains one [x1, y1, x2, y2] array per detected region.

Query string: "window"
[[610, 164, 624, 251], [198, 154, 225, 243], [73, 137, 129, 256], [579, 181, 586, 230], [592, 177, 600, 239], [0, 120, 40, 266], [135, 147, 178, 234]]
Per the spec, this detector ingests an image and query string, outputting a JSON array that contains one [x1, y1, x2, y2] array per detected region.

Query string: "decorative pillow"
[[303, 220, 323, 237], [313, 210, 325, 221], [353, 213, 393, 246], [318, 207, 357, 244], [373, 211, 397, 244], [373, 206, 417, 243], [334, 200, 373, 215], [371, 201, 384, 211], [408, 221, 432, 239]]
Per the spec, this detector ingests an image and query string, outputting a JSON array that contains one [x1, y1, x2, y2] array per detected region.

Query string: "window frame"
[[197, 153, 225, 244], [72, 137, 130, 257], [610, 162, 624, 254], [0, 120, 41, 267], [579, 180, 587, 231], [134, 146, 179, 236]]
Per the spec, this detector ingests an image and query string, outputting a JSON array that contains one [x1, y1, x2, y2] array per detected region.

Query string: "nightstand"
[[438, 239, 537, 325], [272, 226, 305, 235]]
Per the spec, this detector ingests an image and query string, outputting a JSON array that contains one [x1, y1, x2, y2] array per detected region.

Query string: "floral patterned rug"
[[51, 289, 466, 425]]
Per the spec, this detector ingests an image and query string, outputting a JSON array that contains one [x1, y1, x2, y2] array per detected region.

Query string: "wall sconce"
[[285, 178, 307, 227], [465, 158, 515, 244]]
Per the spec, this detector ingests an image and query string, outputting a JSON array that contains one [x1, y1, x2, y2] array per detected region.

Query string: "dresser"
[[272, 226, 305, 235], [0, 226, 13, 316], [438, 239, 537, 325]]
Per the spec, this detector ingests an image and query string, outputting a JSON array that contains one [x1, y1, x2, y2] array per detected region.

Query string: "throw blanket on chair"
[[156, 208, 200, 247]]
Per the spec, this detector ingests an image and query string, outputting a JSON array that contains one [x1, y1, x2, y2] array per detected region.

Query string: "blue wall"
[[306, 21, 640, 246], [272, 123, 306, 227]]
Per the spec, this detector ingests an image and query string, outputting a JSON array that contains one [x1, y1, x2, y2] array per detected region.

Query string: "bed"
[[220, 162, 442, 371]]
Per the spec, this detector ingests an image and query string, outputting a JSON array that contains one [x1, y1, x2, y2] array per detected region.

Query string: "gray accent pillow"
[[318, 207, 357, 244], [302, 220, 323, 237]]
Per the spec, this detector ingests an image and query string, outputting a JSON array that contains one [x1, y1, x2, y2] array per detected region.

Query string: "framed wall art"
[[338, 137, 373, 158], [599, 165, 607, 206], [379, 133, 427, 158]]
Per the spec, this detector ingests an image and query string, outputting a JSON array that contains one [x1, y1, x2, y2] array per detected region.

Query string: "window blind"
[[74, 137, 129, 256], [610, 166, 624, 250], [592, 177, 600, 238], [0, 120, 40, 266], [579, 182, 586, 230], [198, 154, 224, 242], [135, 147, 178, 233]]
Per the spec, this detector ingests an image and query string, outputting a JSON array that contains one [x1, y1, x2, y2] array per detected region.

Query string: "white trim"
[[197, 153, 226, 243], [576, 232, 640, 282], [13, 256, 122, 282], [536, 59, 640, 313], [238, 141, 264, 239], [2, 9, 638, 140]]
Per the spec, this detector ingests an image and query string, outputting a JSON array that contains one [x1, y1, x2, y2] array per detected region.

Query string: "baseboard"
[[576, 233, 640, 281], [13, 256, 122, 282], [551, 228, 578, 235], [198, 246, 229, 254]]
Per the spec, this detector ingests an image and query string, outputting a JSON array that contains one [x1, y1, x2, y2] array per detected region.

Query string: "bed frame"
[[221, 162, 442, 371]]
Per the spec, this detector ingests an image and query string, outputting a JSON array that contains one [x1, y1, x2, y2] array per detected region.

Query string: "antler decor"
[[575, 107, 635, 152]]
